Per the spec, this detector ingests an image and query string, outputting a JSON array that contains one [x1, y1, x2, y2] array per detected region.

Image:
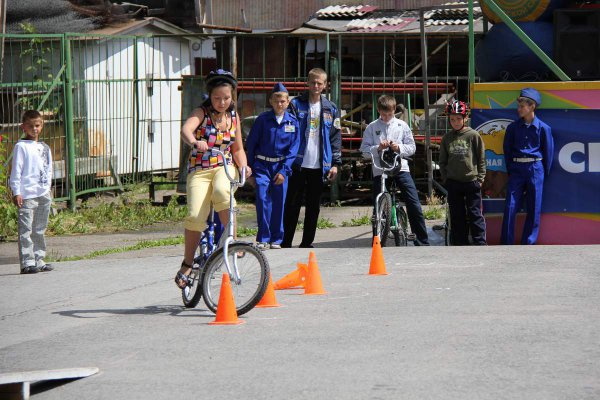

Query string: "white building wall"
[[81, 29, 191, 176]]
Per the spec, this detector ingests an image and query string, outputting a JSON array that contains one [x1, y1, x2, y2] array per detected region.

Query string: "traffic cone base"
[[304, 251, 326, 295], [256, 274, 282, 308], [368, 235, 389, 275], [274, 263, 308, 290], [209, 273, 245, 325]]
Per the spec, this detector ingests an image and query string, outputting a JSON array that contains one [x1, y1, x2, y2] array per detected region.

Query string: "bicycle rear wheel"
[[201, 243, 269, 316], [182, 244, 206, 308], [374, 193, 392, 247]]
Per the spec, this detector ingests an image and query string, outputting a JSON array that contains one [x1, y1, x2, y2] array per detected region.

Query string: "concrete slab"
[[1, 241, 599, 399]]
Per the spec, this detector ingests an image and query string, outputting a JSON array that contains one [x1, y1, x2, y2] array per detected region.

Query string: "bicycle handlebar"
[[366, 149, 401, 173]]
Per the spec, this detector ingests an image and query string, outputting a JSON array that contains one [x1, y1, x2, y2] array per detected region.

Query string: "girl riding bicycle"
[[175, 69, 252, 289]]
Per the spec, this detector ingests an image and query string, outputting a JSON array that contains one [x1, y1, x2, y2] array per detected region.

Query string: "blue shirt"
[[246, 110, 300, 177], [503, 116, 554, 175]]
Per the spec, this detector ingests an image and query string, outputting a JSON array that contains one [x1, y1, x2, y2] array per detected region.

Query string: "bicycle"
[[181, 149, 269, 316], [368, 149, 412, 247]]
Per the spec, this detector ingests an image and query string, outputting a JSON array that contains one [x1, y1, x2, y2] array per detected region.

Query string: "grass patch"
[[341, 214, 371, 227], [46, 195, 187, 236], [317, 217, 336, 229], [423, 207, 445, 220], [296, 217, 336, 230], [237, 226, 258, 237], [422, 193, 446, 220], [46, 236, 184, 262]]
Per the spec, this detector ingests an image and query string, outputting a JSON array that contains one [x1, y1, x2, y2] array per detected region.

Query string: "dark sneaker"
[[21, 266, 40, 274], [39, 264, 54, 272], [299, 243, 314, 248]]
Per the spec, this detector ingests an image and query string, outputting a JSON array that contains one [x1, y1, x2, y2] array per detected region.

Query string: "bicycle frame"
[[210, 148, 247, 285]]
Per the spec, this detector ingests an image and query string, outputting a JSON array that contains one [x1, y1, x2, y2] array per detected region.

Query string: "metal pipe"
[[420, 8, 433, 197]]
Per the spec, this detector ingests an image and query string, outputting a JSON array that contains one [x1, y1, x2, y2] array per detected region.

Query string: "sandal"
[[174, 261, 193, 289]]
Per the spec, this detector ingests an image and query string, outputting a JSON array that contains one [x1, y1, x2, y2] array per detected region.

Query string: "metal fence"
[[1, 32, 469, 206]]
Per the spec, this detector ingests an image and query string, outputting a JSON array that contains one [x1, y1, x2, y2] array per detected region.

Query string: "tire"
[[396, 207, 408, 246], [394, 206, 409, 246], [444, 203, 451, 246], [375, 193, 392, 247], [181, 244, 206, 308], [201, 243, 269, 316]]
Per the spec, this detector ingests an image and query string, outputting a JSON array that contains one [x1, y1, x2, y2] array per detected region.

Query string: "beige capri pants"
[[184, 165, 238, 231]]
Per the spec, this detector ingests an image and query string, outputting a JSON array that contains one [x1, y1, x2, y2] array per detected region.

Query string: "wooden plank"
[[0, 366, 99, 385]]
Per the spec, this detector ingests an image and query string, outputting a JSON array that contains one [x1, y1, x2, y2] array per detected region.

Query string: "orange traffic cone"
[[209, 273, 245, 325], [256, 274, 282, 308], [274, 263, 308, 290], [304, 251, 326, 295], [368, 235, 388, 275]]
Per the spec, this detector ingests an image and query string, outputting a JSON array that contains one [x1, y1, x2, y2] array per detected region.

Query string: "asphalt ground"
[[1, 210, 599, 399]]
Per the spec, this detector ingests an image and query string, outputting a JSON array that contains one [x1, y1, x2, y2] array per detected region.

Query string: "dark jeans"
[[446, 179, 487, 245], [372, 172, 429, 246], [282, 167, 324, 247]]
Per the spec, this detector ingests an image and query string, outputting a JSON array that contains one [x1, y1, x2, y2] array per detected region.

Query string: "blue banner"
[[472, 109, 600, 213]]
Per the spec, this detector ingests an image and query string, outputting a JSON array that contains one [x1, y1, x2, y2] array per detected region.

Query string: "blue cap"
[[272, 82, 288, 93], [519, 87, 541, 106]]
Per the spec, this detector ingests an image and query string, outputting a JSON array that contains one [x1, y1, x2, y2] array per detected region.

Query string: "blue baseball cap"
[[272, 82, 288, 93], [519, 87, 541, 106]]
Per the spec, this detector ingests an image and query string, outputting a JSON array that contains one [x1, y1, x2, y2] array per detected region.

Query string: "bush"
[[0, 136, 19, 240]]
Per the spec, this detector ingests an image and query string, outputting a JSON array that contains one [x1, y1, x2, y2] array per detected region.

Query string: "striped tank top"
[[188, 107, 237, 173]]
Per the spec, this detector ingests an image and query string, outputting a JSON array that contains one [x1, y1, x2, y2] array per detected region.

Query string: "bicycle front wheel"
[[201, 243, 269, 316], [375, 193, 392, 247], [394, 206, 409, 246], [182, 244, 206, 308]]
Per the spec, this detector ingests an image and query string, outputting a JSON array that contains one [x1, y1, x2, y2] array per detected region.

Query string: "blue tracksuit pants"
[[501, 161, 544, 245], [254, 160, 287, 244]]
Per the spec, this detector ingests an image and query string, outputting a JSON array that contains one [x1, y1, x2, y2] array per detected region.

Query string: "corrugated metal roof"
[[316, 5, 379, 19], [423, 3, 482, 26], [296, 1, 483, 34]]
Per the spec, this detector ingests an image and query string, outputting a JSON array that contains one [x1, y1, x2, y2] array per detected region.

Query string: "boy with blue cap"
[[246, 83, 300, 249], [501, 87, 554, 245]]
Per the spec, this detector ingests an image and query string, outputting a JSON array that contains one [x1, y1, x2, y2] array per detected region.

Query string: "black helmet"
[[205, 69, 238, 91], [380, 148, 402, 175]]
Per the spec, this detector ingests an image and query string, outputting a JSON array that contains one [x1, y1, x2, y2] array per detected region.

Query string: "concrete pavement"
[[1, 214, 599, 399]]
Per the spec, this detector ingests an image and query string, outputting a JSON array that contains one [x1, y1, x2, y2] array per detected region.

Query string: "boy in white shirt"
[[10, 110, 54, 274], [360, 95, 429, 246]]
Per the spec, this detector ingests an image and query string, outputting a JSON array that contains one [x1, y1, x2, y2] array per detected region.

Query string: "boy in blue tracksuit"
[[282, 68, 342, 248], [501, 87, 554, 245], [246, 83, 300, 249]]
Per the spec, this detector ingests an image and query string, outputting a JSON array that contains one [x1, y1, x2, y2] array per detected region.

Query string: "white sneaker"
[[256, 242, 268, 250], [270, 243, 282, 249]]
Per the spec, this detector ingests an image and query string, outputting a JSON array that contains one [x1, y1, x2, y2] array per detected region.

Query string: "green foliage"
[[44, 195, 187, 237], [422, 206, 445, 220], [17, 23, 59, 114], [341, 214, 371, 227], [0, 137, 19, 239], [316, 217, 336, 229], [237, 226, 258, 238]]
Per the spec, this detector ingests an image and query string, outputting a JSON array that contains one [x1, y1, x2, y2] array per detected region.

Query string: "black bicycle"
[[369, 150, 412, 247]]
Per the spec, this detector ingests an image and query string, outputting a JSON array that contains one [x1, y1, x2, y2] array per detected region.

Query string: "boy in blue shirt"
[[246, 83, 300, 249], [501, 87, 554, 245]]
